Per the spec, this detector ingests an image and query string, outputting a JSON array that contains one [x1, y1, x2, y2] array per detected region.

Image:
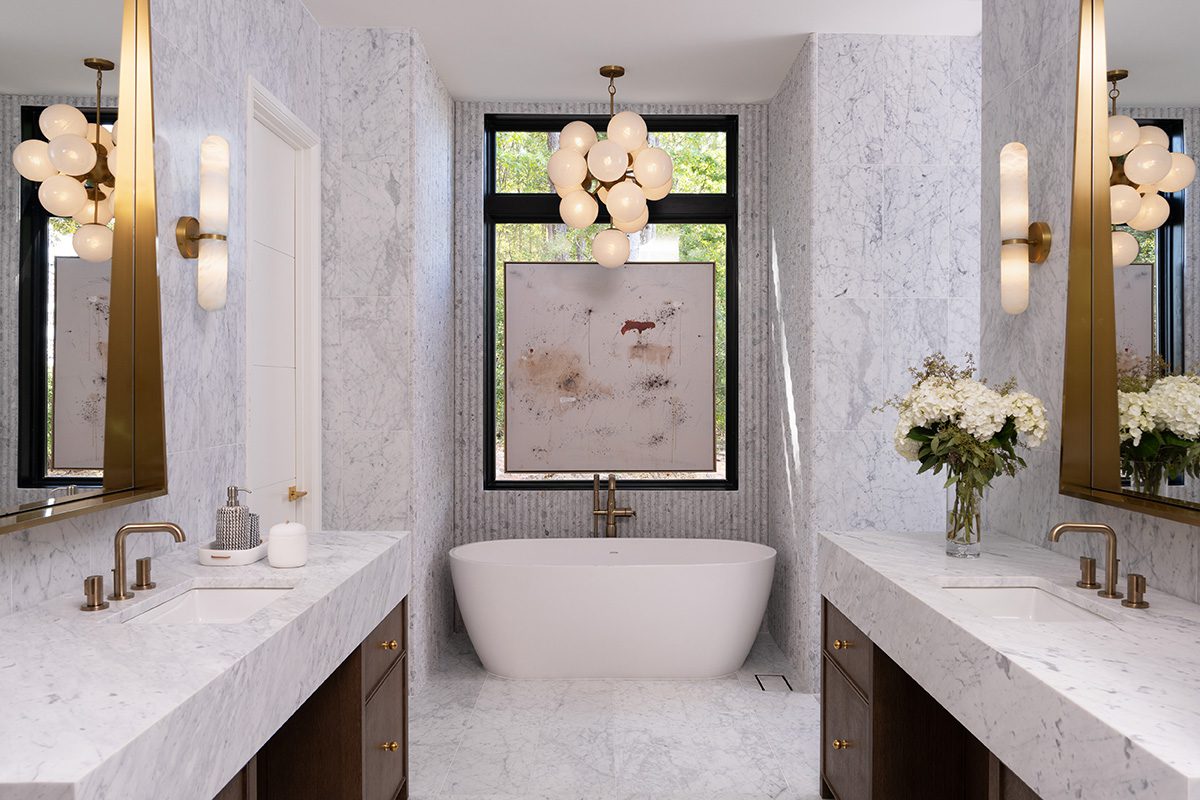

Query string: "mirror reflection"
[[0, 4, 124, 511], [1107, 1, 1200, 505]]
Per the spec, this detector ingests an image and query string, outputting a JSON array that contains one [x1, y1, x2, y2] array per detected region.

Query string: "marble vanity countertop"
[[819, 530, 1200, 800], [0, 530, 411, 800]]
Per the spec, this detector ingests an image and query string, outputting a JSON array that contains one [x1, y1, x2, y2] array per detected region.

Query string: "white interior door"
[[247, 115, 307, 529]]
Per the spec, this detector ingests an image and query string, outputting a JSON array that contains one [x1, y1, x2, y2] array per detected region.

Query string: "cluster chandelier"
[[547, 65, 675, 268], [11, 58, 120, 263], [1107, 69, 1196, 267]]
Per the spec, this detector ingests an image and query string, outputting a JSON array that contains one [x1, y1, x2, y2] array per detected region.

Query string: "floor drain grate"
[[754, 673, 793, 692]]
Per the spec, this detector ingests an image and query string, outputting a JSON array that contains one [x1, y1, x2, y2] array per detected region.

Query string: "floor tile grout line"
[[431, 668, 491, 796]]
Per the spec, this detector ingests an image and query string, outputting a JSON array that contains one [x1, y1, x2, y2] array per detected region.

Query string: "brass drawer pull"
[[380, 741, 399, 752], [380, 639, 399, 651], [832, 639, 853, 650], [831, 738, 852, 750]]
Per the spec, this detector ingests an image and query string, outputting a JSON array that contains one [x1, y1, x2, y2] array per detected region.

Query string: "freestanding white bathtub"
[[449, 538, 775, 679]]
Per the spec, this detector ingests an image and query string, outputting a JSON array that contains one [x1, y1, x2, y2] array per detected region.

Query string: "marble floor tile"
[[408, 633, 821, 799]]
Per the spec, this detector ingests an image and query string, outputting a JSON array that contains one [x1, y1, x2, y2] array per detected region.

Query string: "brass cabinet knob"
[[831, 738, 852, 750], [380, 639, 399, 651], [380, 741, 399, 752], [832, 639, 853, 650]]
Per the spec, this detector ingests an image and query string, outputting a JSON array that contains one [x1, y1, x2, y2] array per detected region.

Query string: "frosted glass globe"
[[1124, 143, 1173, 185], [555, 182, 581, 199], [1109, 184, 1142, 225], [614, 207, 649, 234], [607, 111, 647, 152], [1108, 115, 1140, 157], [1157, 153, 1196, 193], [560, 190, 598, 229], [560, 120, 597, 154], [84, 123, 115, 152], [644, 178, 673, 201], [107, 145, 122, 179], [1127, 192, 1170, 231], [633, 148, 673, 191], [73, 223, 113, 262], [597, 185, 609, 203], [12, 139, 57, 182], [605, 180, 647, 222], [48, 133, 97, 176], [587, 139, 629, 183], [548, 148, 587, 189], [74, 193, 115, 226], [39, 104, 87, 140], [109, 119, 119, 144], [1112, 230, 1139, 267], [592, 228, 630, 268], [1137, 125, 1169, 149], [38, 174, 87, 217]]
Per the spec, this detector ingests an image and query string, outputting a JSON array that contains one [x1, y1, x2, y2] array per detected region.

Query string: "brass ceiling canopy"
[[599, 65, 625, 80], [84, 57, 116, 72]]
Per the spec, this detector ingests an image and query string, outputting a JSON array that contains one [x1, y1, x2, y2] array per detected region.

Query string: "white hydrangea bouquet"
[[881, 354, 1047, 557], [1117, 353, 1200, 494]]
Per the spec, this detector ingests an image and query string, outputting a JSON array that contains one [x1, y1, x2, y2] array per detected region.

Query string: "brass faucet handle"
[[81, 575, 109, 612], [1076, 556, 1100, 589], [133, 556, 156, 590], [1121, 574, 1150, 609]]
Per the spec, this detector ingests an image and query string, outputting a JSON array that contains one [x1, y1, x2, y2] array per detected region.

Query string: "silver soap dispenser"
[[215, 486, 262, 550]]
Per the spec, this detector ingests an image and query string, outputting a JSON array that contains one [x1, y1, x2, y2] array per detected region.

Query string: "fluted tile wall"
[[322, 28, 455, 685], [981, 0, 1200, 603], [0, 0, 322, 617], [768, 32, 982, 691], [452, 101, 770, 547]]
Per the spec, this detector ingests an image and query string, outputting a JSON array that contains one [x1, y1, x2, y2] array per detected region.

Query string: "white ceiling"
[[1107, 0, 1200, 108], [0, 0, 123, 97], [302, 0, 983, 103]]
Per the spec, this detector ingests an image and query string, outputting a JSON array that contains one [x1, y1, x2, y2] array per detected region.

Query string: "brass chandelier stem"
[[82, 57, 116, 225], [599, 65, 625, 118], [1107, 68, 1128, 117]]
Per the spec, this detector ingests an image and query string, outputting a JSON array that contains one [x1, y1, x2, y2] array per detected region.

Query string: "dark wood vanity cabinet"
[[249, 598, 409, 800], [820, 598, 1042, 800]]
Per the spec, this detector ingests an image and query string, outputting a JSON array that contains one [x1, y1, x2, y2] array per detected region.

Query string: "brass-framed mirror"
[[0, 0, 165, 535], [1064, 0, 1200, 525]]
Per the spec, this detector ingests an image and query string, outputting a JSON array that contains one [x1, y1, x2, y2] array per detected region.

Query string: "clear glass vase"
[[946, 483, 985, 558]]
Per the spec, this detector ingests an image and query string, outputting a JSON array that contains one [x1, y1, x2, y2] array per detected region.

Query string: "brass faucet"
[[1048, 522, 1123, 599], [109, 522, 187, 601], [592, 474, 635, 538]]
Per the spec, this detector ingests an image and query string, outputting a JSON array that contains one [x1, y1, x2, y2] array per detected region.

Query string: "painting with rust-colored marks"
[[504, 262, 715, 472], [52, 256, 111, 470]]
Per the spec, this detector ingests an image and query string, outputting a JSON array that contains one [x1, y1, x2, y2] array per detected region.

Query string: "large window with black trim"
[[484, 113, 738, 490]]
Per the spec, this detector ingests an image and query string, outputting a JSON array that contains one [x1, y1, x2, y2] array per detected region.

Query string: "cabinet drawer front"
[[364, 599, 407, 702], [365, 655, 407, 800], [822, 657, 871, 800], [824, 599, 871, 698]]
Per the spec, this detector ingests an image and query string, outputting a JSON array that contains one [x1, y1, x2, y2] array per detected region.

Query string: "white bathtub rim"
[[448, 537, 777, 567]]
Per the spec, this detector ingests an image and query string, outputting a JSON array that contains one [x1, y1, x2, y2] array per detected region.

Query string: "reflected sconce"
[[176, 135, 230, 311], [999, 142, 1052, 315]]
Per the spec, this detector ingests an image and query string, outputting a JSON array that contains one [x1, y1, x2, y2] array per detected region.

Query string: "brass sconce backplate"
[[175, 215, 227, 259], [1028, 221, 1052, 264]]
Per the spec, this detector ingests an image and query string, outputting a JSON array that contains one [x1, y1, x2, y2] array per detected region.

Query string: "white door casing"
[[245, 79, 321, 531]]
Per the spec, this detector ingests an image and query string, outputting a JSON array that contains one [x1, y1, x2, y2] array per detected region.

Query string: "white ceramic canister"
[[267, 521, 308, 568]]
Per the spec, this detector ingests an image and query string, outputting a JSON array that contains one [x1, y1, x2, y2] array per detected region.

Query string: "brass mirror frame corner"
[[1061, 0, 1200, 527], [0, 0, 167, 536]]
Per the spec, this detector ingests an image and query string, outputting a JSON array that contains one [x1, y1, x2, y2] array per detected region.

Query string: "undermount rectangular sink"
[[943, 585, 1103, 623], [126, 587, 291, 624]]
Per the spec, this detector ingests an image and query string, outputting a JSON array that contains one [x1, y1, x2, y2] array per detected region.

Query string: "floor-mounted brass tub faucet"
[[592, 474, 635, 538], [1048, 522, 1123, 599]]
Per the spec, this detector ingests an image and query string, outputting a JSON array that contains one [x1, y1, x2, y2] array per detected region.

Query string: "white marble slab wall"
[[981, 0, 1200, 602], [0, 0, 321, 617], [767, 32, 983, 691], [452, 101, 770, 548], [321, 28, 455, 686]]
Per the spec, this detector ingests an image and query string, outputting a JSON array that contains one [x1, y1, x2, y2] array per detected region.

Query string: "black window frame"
[[17, 103, 117, 490], [1145, 117, 1186, 372], [483, 113, 739, 491]]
